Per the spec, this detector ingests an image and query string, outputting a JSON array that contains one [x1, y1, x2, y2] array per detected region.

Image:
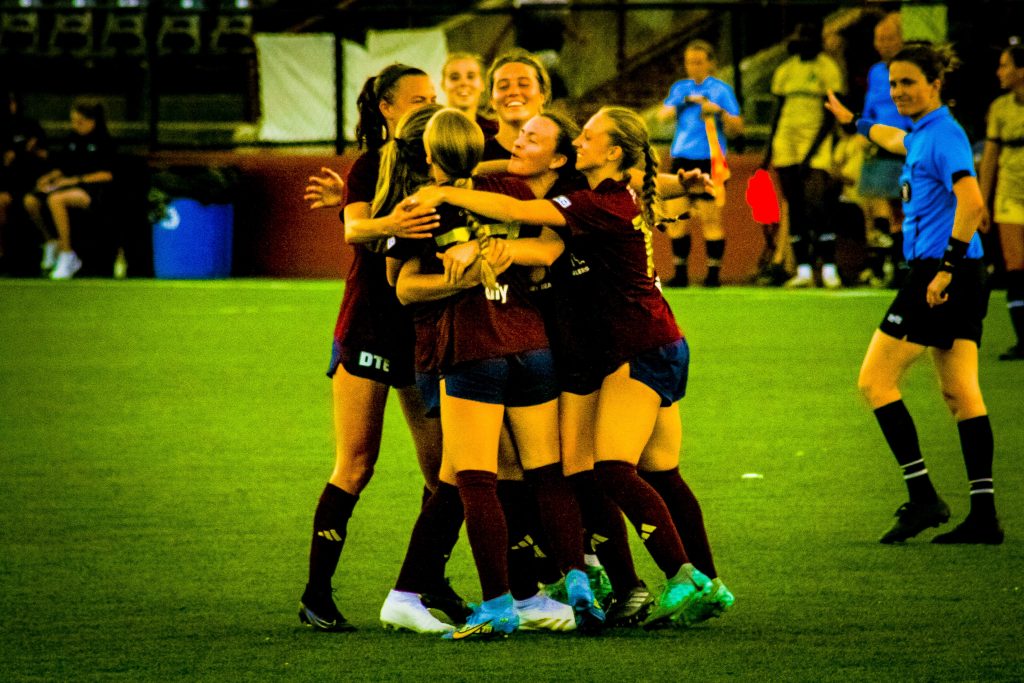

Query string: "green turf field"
[[1, 279, 1021, 681]]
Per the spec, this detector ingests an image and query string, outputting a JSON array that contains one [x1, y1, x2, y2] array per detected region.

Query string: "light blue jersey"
[[899, 106, 983, 261], [663, 76, 740, 160]]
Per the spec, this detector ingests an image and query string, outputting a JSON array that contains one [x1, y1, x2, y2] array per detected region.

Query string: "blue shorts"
[[416, 372, 441, 418], [627, 338, 690, 407], [443, 348, 559, 407]]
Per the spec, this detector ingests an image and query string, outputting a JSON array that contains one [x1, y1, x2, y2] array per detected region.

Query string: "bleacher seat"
[[0, 10, 41, 54], [48, 9, 94, 56]]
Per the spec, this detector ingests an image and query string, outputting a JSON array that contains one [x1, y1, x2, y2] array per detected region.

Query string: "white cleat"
[[380, 590, 455, 634], [40, 241, 59, 271], [821, 263, 842, 289], [784, 264, 815, 289], [515, 592, 577, 632], [50, 251, 82, 280]]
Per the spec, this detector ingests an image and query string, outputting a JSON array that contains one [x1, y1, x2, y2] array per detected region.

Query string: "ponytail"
[[355, 63, 428, 152], [370, 103, 442, 218]]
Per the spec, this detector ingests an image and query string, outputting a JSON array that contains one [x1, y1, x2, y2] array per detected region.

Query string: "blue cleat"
[[443, 593, 519, 641], [565, 568, 606, 630]]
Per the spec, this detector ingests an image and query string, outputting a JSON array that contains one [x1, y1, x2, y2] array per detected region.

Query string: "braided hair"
[[598, 106, 660, 232], [423, 108, 498, 291], [355, 63, 428, 152]]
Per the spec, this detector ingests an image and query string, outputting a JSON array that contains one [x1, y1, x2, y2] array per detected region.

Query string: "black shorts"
[[670, 157, 718, 200], [327, 340, 416, 388], [878, 259, 990, 349]]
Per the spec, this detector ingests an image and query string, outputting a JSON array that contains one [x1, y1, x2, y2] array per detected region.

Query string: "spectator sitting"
[[24, 98, 115, 280], [0, 91, 48, 274]]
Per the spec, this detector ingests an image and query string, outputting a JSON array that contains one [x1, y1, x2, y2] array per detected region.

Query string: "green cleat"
[[641, 563, 704, 630], [680, 577, 734, 625], [586, 564, 614, 611]]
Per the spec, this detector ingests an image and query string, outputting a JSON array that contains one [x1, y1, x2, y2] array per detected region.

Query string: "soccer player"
[[656, 39, 743, 287], [827, 43, 1003, 544], [482, 49, 551, 161], [764, 22, 846, 288], [978, 43, 1024, 360], [395, 108, 603, 640], [441, 52, 498, 139], [406, 106, 735, 629], [298, 64, 451, 632]]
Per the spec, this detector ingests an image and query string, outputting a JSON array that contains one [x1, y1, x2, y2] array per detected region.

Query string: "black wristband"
[[939, 237, 969, 272]]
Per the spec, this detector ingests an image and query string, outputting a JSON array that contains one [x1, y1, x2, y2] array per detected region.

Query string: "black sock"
[[958, 415, 996, 519], [568, 470, 641, 593], [307, 483, 358, 593], [705, 238, 724, 283], [873, 401, 938, 503], [498, 480, 542, 600], [1007, 270, 1024, 346], [817, 232, 836, 264]]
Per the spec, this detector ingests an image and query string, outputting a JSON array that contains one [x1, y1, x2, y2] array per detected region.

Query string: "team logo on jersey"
[[553, 195, 572, 208], [901, 180, 911, 203]]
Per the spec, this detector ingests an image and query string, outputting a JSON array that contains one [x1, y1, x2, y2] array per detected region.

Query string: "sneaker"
[[40, 241, 59, 271], [879, 499, 951, 544], [931, 515, 1004, 545], [565, 568, 606, 629], [298, 587, 356, 632], [50, 250, 82, 280], [380, 590, 455, 634], [604, 582, 653, 626], [444, 593, 519, 641], [784, 264, 814, 289], [998, 345, 1024, 361], [642, 563, 706, 630], [682, 577, 735, 625], [515, 592, 576, 632], [821, 263, 842, 289], [421, 579, 472, 624]]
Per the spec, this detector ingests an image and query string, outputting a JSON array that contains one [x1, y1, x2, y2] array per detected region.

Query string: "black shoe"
[[299, 587, 356, 632], [879, 499, 951, 544], [420, 578, 472, 624], [664, 269, 688, 288], [604, 582, 653, 626], [703, 271, 721, 288], [931, 515, 1004, 545], [998, 345, 1024, 361]]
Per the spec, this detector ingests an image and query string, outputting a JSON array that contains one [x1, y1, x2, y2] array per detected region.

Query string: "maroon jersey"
[[476, 114, 500, 140], [547, 178, 681, 365], [329, 149, 415, 386], [435, 174, 548, 371], [482, 136, 512, 162]]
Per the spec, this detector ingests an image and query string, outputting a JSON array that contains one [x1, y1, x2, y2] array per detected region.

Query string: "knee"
[[857, 371, 891, 408], [330, 452, 377, 494], [23, 193, 40, 212]]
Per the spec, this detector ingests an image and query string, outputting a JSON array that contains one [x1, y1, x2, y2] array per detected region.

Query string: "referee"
[[827, 43, 1003, 545]]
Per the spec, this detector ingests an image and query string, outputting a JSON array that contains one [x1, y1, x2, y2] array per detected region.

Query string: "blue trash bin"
[[152, 198, 233, 279]]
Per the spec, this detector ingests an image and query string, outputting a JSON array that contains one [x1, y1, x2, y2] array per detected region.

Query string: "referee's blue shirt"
[[899, 105, 983, 261], [664, 76, 740, 160]]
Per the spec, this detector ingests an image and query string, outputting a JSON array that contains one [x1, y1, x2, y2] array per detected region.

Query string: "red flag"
[[745, 168, 780, 224]]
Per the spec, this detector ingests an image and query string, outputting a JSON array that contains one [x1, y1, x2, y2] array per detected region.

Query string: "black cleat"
[[880, 499, 951, 544], [420, 578, 472, 624], [299, 587, 356, 632], [604, 582, 654, 626], [931, 516, 1004, 545], [998, 345, 1024, 361]]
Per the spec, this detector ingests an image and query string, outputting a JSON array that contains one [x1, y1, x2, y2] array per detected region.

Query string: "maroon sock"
[[456, 470, 509, 601], [524, 464, 586, 574], [497, 480, 543, 600], [308, 483, 358, 592], [640, 468, 717, 578], [394, 482, 464, 594], [569, 470, 642, 592], [594, 461, 687, 578]]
